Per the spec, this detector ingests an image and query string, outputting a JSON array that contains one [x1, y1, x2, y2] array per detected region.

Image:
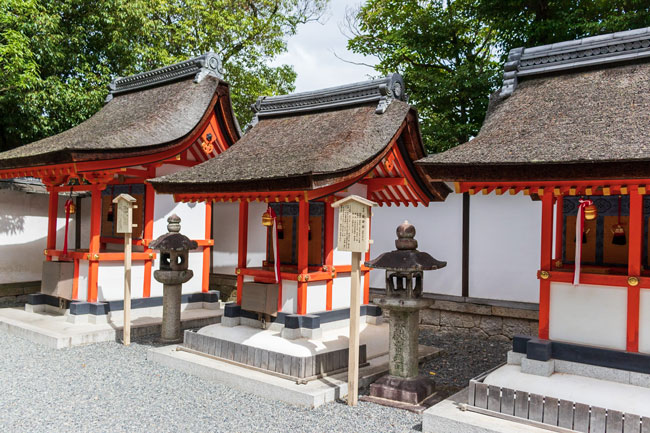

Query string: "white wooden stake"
[[348, 251, 362, 406], [123, 230, 132, 346], [113, 193, 136, 347]]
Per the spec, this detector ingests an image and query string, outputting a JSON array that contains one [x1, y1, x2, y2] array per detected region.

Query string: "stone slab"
[[0, 306, 222, 349], [422, 389, 554, 433], [521, 358, 554, 377], [484, 364, 650, 418], [149, 343, 441, 408]]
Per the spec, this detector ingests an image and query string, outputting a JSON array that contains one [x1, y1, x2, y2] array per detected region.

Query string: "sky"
[[270, 0, 380, 92]]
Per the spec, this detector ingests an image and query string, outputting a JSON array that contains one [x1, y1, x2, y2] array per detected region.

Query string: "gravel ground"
[[0, 327, 510, 433]]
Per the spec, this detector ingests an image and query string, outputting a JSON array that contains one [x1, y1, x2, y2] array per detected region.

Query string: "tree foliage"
[[348, 0, 650, 154], [0, 0, 326, 151]]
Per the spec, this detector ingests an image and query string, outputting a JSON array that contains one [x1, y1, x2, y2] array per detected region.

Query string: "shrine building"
[[0, 53, 240, 313], [418, 27, 650, 373], [150, 74, 450, 329]]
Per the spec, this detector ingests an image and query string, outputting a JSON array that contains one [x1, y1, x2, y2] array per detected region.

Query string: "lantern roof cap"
[[365, 221, 446, 271]]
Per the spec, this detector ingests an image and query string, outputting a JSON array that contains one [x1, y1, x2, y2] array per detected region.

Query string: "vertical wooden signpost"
[[113, 194, 137, 346], [332, 195, 377, 406]]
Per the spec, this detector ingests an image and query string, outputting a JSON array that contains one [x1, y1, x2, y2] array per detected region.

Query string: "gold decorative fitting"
[[261, 210, 273, 227], [304, 275, 310, 282], [628, 276, 640, 286], [555, 260, 563, 268], [93, 254, 100, 260], [322, 266, 328, 272], [539, 270, 550, 280], [43, 249, 48, 256], [148, 253, 154, 259], [297, 275, 303, 282], [235, 268, 241, 275]]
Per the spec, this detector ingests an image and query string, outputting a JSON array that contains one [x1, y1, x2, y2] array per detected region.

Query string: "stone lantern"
[[149, 214, 198, 343], [364, 221, 446, 410]]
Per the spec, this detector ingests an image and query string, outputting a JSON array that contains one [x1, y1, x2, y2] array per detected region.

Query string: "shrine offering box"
[[241, 282, 279, 317], [41, 261, 74, 300]]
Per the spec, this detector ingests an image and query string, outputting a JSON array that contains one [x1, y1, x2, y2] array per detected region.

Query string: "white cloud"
[[271, 0, 380, 92]]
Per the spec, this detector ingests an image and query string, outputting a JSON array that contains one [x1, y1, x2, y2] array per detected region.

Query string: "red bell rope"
[[268, 206, 283, 295], [573, 198, 593, 285]]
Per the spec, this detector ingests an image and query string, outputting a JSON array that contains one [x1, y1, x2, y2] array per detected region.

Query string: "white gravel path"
[[0, 331, 422, 433]]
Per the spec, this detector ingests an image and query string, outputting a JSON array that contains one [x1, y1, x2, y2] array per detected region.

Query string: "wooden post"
[[539, 192, 554, 340], [554, 195, 564, 262], [88, 187, 103, 302], [143, 180, 155, 298], [325, 200, 334, 311], [236, 200, 249, 305], [203, 201, 213, 292], [331, 195, 377, 407], [297, 199, 309, 315], [627, 187, 643, 352], [113, 193, 137, 346], [349, 250, 362, 406], [46, 190, 58, 261]]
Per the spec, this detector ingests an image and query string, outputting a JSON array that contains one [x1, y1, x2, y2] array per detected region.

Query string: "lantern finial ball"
[[396, 220, 417, 250]]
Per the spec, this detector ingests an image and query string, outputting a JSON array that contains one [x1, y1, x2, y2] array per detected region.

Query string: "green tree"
[[0, 0, 326, 151], [348, 0, 650, 154]]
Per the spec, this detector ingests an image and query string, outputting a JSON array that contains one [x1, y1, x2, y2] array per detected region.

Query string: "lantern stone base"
[[363, 374, 437, 413]]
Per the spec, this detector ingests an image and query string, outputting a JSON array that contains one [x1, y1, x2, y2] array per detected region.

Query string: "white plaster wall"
[[212, 202, 239, 274], [281, 280, 298, 314], [246, 202, 267, 269], [77, 260, 89, 302], [549, 282, 627, 351], [468, 194, 541, 303], [369, 194, 464, 297], [638, 290, 650, 354], [0, 190, 69, 284], [306, 280, 327, 314], [97, 261, 147, 301], [331, 273, 364, 310]]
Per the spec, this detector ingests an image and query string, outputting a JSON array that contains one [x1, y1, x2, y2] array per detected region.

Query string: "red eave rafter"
[[455, 180, 650, 197]]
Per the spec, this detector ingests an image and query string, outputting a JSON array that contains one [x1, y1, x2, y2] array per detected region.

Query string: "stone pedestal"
[[365, 296, 436, 411], [155, 269, 193, 344]]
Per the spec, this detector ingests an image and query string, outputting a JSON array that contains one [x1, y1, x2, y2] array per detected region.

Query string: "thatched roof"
[[0, 53, 237, 169], [150, 75, 444, 199], [418, 27, 650, 181]]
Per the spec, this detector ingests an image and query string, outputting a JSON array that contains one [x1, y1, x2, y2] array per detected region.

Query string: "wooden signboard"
[[112, 193, 137, 346], [331, 195, 377, 406]]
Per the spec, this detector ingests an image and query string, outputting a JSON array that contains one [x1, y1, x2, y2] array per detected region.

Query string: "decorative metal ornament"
[[584, 204, 598, 220], [261, 210, 273, 227]]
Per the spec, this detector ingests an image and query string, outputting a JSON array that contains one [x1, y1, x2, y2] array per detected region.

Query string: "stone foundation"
[[373, 290, 538, 341], [0, 281, 40, 307]]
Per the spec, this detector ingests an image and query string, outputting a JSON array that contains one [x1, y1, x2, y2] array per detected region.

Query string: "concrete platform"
[[198, 321, 390, 359], [0, 306, 222, 349], [149, 343, 441, 408], [484, 364, 650, 418], [423, 389, 555, 433]]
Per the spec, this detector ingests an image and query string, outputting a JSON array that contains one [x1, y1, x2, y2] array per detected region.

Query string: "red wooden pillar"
[[539, 192, 554, 340], [142, 181, 155, 298], [363, 213, 372, 305], [324, 199, 334, 311], [627, 187, 643, 352], [46, 190, 58, 261], [236, 200, 249, 305], [87, 186, 103, 302], [554, 195, 564, 263], [202, 201, 213, 292], [297, 199, 309, 315]]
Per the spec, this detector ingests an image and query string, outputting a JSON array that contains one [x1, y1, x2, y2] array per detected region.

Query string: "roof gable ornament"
[[497, 27, 650, 99], [105, 52, 223, 103], [248, 73, 407, 128]]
